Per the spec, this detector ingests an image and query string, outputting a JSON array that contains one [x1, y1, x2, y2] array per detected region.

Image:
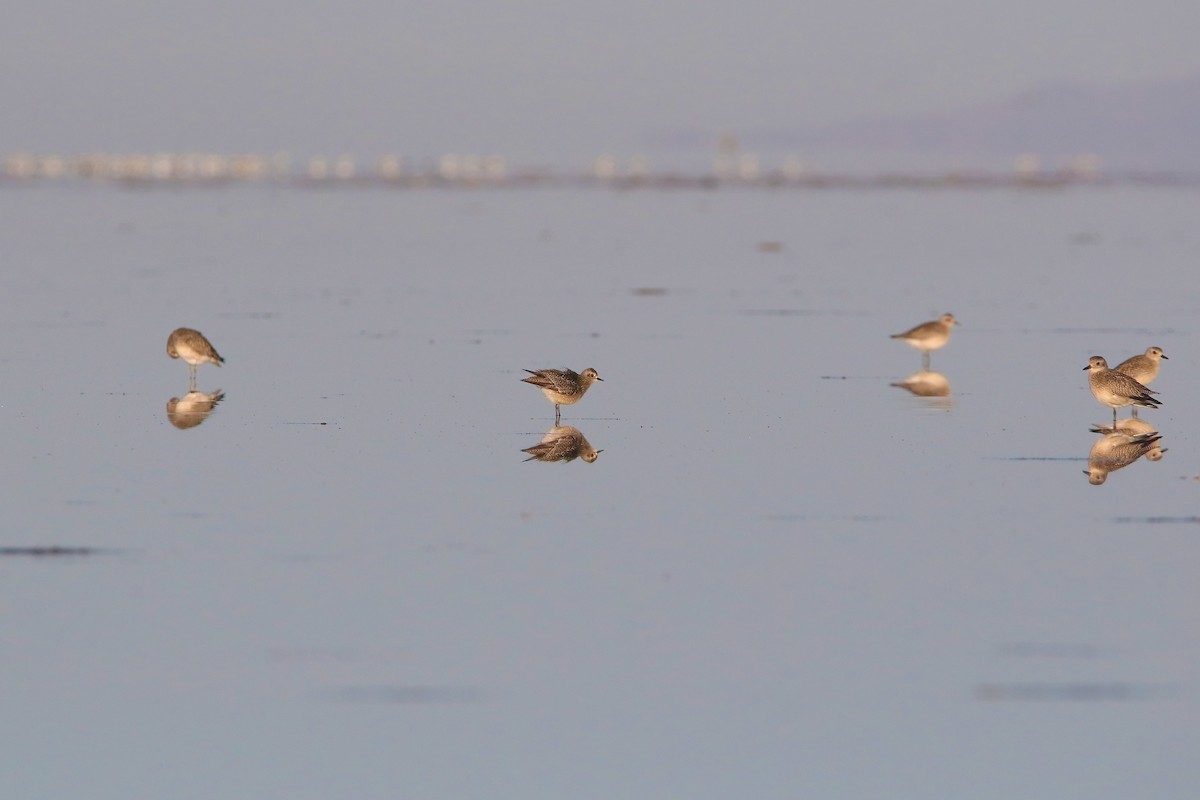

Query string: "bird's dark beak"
[[1082, 365, 1090, 370], [596, 377, 604, 381], [1162, 354, 1169, 359]]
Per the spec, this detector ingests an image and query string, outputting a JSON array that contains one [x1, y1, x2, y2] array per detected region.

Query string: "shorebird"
[[167, 327, 224, 389], [1114, 347, 1167, 417], [521, 367, 602, 423], [1084, 355, 1160, 426], [890, 313, 958, 368]]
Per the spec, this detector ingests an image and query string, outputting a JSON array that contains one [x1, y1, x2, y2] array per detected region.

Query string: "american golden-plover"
[[1084, 355, 1160, 426], [890, 313, 958, 368], [167, 327, 224, 389], [521, 367, 602, 423], [1114, 347, 1167, 416]]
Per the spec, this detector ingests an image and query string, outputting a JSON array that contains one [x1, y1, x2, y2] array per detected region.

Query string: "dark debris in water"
[[0, 546, 108, 557], [630, 287, 669, 296]]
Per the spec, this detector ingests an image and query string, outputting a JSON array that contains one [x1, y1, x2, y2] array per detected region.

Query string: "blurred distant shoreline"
[[5, 150, 1200, 190]]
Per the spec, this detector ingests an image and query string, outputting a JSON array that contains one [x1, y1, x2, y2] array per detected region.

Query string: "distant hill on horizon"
[[702, 75, 1200, 171]]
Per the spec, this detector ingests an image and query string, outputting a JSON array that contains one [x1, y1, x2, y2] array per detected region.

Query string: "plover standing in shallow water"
[[521, 367, 602, 423], [1114, 347, 1167, 416], [167, 327, 224, 389], [1084, 355, 1160, 426], [890, 313, 958, 368]]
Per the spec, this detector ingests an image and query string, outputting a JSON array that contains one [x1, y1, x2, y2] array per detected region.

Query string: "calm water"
[[3, 182, 1199, 798]]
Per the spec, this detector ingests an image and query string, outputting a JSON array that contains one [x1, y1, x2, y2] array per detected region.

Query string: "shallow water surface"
[[2, 183, 1199, 798]]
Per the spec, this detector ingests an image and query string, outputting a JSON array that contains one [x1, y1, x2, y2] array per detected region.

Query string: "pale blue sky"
[[2, 0, 1198, 162]]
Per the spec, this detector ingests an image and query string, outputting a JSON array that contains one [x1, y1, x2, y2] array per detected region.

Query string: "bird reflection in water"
[[1089, 417, 1167, 463], [166, 389, 225, 430], [521, 425, 602, 464], [891, 369, 952, 407], [1085, 429, 1163, 485]]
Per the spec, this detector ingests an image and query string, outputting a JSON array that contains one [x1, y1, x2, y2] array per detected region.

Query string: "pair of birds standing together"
[[1083, 349, 1167, 484], [1084, 347, 1167, 425]]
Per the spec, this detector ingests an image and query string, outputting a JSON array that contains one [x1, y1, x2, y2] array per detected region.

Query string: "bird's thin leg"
[[189, 365, 198, 391], [1132, 407, 1140, 418], [1112, 407, 1118, 427], [922, 351, 931, 370], [555, 405, 561, 425]]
